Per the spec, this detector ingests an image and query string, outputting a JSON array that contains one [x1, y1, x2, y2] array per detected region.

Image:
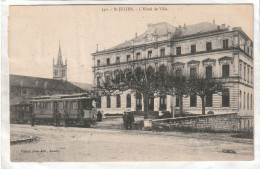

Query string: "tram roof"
[[31, 93, 96, 101]]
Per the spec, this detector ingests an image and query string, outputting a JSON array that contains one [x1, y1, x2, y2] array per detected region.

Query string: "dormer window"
[[97, 59, 100, 66], [148, 51, 152, 58], [136, 52, 140, 60]]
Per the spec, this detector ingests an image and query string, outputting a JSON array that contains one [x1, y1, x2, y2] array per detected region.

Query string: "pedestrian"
[[122, 111, 129, 130], [128, 112, 135, 130], [64, 111, 69, 127], [31, 113, 36, 127], [97, 111, 102, 122]]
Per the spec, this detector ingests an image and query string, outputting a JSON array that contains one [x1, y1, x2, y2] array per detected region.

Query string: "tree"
[[189, 76, 225, 115], [159, 67, 190, 117], [96, 62, 163, 119]]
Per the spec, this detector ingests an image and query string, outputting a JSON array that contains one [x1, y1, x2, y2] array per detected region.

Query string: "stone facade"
[[92, 22, 253, 119]]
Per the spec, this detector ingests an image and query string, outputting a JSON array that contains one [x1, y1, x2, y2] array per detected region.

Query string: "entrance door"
[[136, 92, 142, 111]]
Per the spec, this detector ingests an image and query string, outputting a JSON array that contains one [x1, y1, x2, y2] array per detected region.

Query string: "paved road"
[[10, 124, 253, 162]]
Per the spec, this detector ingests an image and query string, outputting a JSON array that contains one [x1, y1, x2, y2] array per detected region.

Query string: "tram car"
[[10, 103, 32, 124], [30, 93, 98, 127]]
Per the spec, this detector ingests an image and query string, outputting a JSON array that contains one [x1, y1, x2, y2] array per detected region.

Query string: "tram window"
[[71, 101, 78, 109], [34, 103, 37, 110], [45, 102, 51, 110], [65, 101, 70, 109], [58, 101, 64, 109], [37, 102, 41, 109]]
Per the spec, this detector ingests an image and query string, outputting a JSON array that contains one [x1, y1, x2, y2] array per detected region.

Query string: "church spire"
[[57, 42, 63, 65]]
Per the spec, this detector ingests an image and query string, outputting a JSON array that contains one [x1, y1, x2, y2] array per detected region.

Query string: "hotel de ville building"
[[92, 21, 253, 127]]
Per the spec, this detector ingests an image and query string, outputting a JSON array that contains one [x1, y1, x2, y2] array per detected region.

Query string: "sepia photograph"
[[5, 3, 256, 164]]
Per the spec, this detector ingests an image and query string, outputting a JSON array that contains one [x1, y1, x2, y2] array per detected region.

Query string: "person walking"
[[31, 113, 36, 127], [128, 112, 135, 130], [97, 111, 102, 122], [122, 111, 129, 130]]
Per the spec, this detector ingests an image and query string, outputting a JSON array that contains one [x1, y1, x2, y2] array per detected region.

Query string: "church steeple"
[[53, 42, 67, 81], [57, 42, 63, 65]]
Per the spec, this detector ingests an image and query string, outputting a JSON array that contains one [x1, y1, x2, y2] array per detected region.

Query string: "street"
[[10, 124, 253, 162]]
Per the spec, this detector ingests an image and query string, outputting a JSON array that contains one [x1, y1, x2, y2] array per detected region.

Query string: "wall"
[[151, 113, 253, 132]]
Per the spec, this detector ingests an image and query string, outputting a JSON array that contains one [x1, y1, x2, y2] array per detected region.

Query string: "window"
[[222, 89, 230, 107], [160, 48, 165, 57], [251, 94, 253, 109], [191, 45, 196, 54], [58, 101, 64, 109], [62, 70, 66, 77], [136, 52, 140, 60], [148, 51, 152, 58], [136, 92, 142, 111], [116, 57, 120, 64], [97, 59, 100, 66], [71, 101, 78, 109], [107, 96, 111, 108], [243, 92, 245, 109], [65, 101, 70, 109], [223, 39, 229, 49], [97, 77, 100, 86], [251, 68, 253, 83], [126, 55, 130, 62], [106, 58, 110, 65], [45, 102, 52, 110], [126, 94, 131, 108], [54, 70, 58, 76], [239, 63, 242, 78], [96, 97, 101, 108], [206, 94, 213, 107], [190, 94, 197, 107], [206, 42, 212, 51], [244, 65, 246, 80], [160, 95, 167, 110], [206, 66, 212, 79], [190, 67, 197, 78], [222, 64, 229, 77], [176, 47, 181, 55], [240, 91, 242, 109], [116, 95, 121, 108], [247, 93, 249, 109], [176, 97, 179, 107], [247, 67, 250, 82]]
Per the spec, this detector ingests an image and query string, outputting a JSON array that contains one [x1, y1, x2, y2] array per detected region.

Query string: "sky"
[[8, 4, 253, 84]]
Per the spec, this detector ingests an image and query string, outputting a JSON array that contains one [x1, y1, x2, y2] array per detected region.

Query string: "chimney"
[[213, 20, 215, 25], [135, 33, 137, 38], [183, 23, 186, 29]]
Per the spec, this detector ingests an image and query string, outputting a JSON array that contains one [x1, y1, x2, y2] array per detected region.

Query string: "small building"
[[10, 74, 85, 106]]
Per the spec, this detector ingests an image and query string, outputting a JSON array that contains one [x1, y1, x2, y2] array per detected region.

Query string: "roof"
[[95, 22, 225, 53], [10, 74, 85, 93]]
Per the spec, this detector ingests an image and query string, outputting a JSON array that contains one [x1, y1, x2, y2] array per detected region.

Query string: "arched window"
[[116, 94, 121, 108], [222, 89, 230, 107], [240, 91, 242, 109], [126, 94, 131, 108], [107, 96, 111, 108], [247, 93, 249, 109], [136, 92, 142, 111], [160, 95, 167, 111]]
